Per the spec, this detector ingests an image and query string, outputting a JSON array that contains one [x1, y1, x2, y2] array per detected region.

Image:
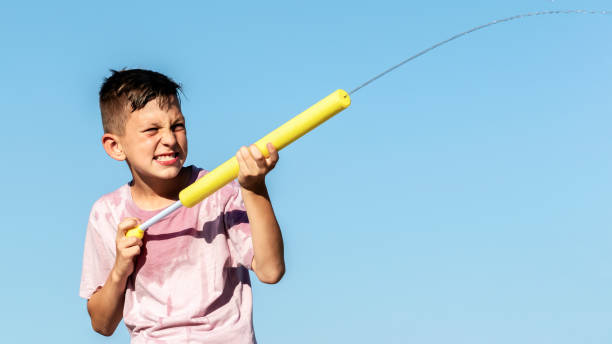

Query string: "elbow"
[[96, 328, 114, 337], [256, 264, 285, 284], [87, 303, 117, 337], [92, 322, 115, 337]]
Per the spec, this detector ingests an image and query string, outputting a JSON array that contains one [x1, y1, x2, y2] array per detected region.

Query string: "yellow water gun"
[[126, 89, 351, 238]]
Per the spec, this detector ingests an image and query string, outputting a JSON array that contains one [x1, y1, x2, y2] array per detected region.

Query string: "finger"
[[265, 142, 279, 168], [249, 146, 266, 170], [237, 146, 252, 173], [236, 147, 246, 169], [125, 245, 141, 258], [118, 236, 142, 249], [117, 218, 140, 238], [248, 144, 266, 166], [240, 146, 259, 172], [120, 245, 141, 259]]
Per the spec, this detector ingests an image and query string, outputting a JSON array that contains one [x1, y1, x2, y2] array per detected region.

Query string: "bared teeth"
[[155, 153, 177, 161]]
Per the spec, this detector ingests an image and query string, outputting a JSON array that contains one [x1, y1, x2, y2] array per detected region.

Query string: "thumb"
[[117, 217, 141, 238]]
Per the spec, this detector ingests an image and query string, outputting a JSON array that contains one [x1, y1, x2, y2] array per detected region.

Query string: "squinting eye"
[[172, 123, 186, 131], [144, 128, 158, 133]]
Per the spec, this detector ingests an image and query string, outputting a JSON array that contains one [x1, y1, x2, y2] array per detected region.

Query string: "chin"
[[140, 160, 182, 179], [156, 165, 185, 179]]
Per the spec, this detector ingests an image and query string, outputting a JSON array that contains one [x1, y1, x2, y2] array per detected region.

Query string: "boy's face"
[[106, 96, 188, 184]]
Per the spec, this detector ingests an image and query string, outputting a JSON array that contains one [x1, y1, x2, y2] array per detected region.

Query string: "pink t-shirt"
[[80, 166, 256, 343]]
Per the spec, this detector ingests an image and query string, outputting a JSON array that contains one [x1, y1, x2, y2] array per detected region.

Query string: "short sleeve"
[[79, 204, 117, 299], [223, 182, 254, 270]]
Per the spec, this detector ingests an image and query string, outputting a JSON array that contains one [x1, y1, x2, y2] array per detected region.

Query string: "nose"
[[160, 128, 178, 146]]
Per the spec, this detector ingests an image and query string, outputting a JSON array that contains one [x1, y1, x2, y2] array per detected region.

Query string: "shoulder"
[[88, 184, 130, 230], [91, 184, 130, 213], [191, 165, 208, 179]]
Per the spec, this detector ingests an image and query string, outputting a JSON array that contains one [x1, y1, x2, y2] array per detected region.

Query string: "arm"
[[236, 143, 285, 284], [87, 218, 142, 336]]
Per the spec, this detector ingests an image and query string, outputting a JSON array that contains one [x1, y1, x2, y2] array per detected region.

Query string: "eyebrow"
[[140, 117, 184, 129], [142, 121, 161, 128], [171, 116, 185, 124]]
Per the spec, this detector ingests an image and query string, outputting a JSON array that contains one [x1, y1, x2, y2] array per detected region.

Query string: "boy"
[[80, 69, 285, 343]]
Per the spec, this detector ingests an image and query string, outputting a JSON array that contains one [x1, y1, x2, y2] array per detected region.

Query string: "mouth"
[[154, 152, 179, 166]]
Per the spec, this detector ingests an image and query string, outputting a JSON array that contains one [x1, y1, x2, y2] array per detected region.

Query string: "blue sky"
[[0, 1, 611, 343]]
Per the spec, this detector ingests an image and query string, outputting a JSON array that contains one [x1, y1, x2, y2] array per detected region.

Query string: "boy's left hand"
[[236, 142, 279, 192]]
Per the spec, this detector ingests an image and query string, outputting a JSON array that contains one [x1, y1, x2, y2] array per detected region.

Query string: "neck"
[[129, 166, 192, 210]]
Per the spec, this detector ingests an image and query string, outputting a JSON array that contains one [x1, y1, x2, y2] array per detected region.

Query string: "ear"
[[102, 133, 126, 161]]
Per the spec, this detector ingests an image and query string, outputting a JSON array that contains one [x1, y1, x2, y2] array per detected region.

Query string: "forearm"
[[241, 183, 285, 284], [87, 269, 128, 336]]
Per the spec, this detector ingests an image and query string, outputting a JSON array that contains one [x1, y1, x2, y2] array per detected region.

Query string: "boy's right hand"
[[112, 218, 143, 281]]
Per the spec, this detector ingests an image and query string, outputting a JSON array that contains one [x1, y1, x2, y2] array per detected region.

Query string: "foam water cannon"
[[126, 89, 351, 238]]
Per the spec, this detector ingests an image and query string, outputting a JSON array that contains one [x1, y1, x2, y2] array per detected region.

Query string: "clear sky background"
[[0, 1, 610, 343]]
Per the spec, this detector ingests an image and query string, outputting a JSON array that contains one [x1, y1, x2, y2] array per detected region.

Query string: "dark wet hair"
[[99, 69, 182, 134]]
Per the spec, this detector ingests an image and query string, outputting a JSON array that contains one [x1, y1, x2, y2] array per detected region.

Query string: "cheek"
[[131, 138, 157, 157], [178, 134, 188, 153]]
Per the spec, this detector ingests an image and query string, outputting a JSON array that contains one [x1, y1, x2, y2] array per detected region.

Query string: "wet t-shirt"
[[80, 166, 255, 343]]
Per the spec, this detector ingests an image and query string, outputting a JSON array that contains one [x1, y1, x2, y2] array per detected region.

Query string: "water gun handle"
[[126, 226, 144, 239]]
